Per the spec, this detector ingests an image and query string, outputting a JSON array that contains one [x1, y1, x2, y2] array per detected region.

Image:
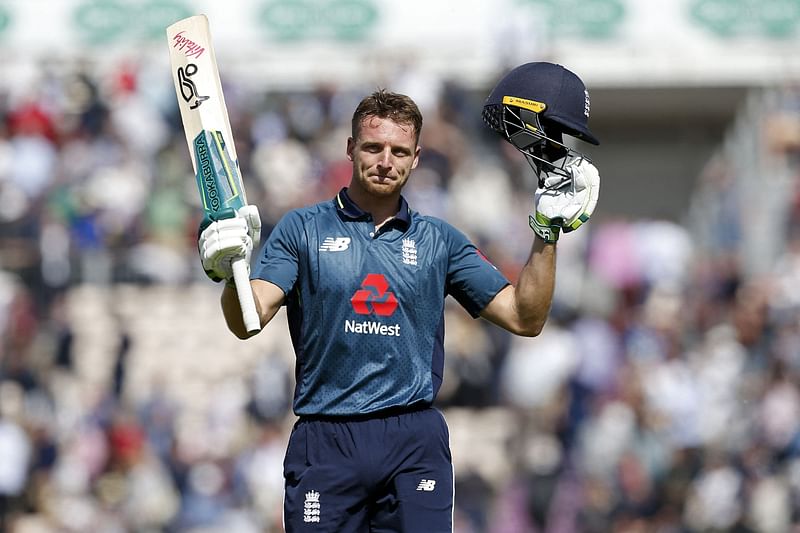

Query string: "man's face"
[[347, 115, 420, 198]]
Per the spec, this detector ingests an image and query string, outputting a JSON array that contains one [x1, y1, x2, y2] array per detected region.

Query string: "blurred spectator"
[[0, 382, 32, 530], [2, 60, 800, 532]]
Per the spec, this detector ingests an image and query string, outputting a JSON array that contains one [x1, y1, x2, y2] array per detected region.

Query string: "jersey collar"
[[334, 188, 412, 229]]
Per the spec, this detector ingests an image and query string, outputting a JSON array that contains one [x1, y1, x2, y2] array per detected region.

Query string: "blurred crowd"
[[2, 57, 800, 533]]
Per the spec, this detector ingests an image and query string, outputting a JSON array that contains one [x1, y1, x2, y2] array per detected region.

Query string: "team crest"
[[401, 239, 417, 266], [304, 490, 321, 523]]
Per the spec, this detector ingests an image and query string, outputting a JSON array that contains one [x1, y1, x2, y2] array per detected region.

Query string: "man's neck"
[[346, 187, 401, 229]]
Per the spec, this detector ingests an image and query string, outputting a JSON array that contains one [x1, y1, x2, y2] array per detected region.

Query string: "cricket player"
[[198, 62, 600, 531]]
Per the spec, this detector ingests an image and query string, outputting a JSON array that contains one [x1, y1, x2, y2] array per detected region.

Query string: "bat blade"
[[167, 15, 241, 182], [167, 14, 260, 334]]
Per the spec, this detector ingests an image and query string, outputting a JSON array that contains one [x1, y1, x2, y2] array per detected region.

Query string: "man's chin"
[[366, 180, 400, 196]]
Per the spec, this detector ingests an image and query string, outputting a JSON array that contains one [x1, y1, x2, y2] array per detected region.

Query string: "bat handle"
[[232, 258, 261, 334]]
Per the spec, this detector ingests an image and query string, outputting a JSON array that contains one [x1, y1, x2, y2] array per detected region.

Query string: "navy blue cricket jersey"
[[253, 188, 509, 417]]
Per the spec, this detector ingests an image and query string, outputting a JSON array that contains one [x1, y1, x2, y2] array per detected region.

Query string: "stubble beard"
[[359, 172, 405, 197]]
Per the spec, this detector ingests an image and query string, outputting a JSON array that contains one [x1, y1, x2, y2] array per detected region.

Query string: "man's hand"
[[198, 206, 261, 283], [529, 158, 600, 243]]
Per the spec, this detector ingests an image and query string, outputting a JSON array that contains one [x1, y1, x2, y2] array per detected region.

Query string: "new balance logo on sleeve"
[[319, 237, 351, 252], [416, 479, 436, 492]]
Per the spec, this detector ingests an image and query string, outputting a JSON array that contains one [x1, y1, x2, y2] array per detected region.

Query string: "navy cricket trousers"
[[282, 407, 454, 532]]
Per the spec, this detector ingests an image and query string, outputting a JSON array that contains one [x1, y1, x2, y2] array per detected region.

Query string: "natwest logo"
[[350, 274, 398, 316], [347, 274, 401, 337]]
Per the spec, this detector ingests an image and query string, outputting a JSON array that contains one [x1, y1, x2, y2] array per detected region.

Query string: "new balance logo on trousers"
[[416, 479, 436, 492]]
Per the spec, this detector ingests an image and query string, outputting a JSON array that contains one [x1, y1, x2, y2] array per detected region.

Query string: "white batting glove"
[[529, 158, 600, 243], [198, 205, 261, 283]]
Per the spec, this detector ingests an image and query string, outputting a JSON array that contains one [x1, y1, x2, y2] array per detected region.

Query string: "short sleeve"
[[252, 211, 304, 296], [443, 223, 510, 317]]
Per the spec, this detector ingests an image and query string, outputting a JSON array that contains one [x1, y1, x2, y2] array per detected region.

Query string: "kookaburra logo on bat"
[[177, 64, 209, 109]]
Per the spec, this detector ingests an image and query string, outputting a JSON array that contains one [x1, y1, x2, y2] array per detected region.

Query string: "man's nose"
[[377, 148, 392, 168]]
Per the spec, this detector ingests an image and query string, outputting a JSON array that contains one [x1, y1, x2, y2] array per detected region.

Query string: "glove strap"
[[562, 212, 591, 233], [529, 213, 560, 243], [203, 267, 230, 284], [198, 207, 238, 236]]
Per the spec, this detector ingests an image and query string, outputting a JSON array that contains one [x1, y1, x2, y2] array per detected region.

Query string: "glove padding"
[[238, 205, 262, 249], [529, 157, 600, 243], [198, 205, 261, 283]]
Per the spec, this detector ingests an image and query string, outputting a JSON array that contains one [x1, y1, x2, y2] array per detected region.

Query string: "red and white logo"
[[346, 274, 401, 337], [350, 274, 398, 316]]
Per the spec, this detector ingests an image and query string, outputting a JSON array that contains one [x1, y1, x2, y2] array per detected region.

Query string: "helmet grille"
[[481, 104, 505, 135], [484, 103, 590, 182]]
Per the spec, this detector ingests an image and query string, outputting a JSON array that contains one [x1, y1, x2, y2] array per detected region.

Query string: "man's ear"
[[346, 137, 354, 161], [411, 145, 421, 169]]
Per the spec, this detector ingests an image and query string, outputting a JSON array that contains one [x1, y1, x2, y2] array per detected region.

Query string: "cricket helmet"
[[483, 62, 599, 178]]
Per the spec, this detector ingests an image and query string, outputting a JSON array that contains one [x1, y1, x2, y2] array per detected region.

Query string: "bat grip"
[[232, 258, 261, 334]]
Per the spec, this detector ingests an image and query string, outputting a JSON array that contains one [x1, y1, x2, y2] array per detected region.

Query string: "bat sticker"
[[193, 130, 240, 212], [177, 63, 209, 109]]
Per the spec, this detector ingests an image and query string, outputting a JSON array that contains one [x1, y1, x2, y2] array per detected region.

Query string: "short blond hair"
[[351, 89, 423, 144]]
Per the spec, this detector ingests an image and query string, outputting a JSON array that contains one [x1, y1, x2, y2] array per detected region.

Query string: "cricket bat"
[[166, 14, 260, 334]]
